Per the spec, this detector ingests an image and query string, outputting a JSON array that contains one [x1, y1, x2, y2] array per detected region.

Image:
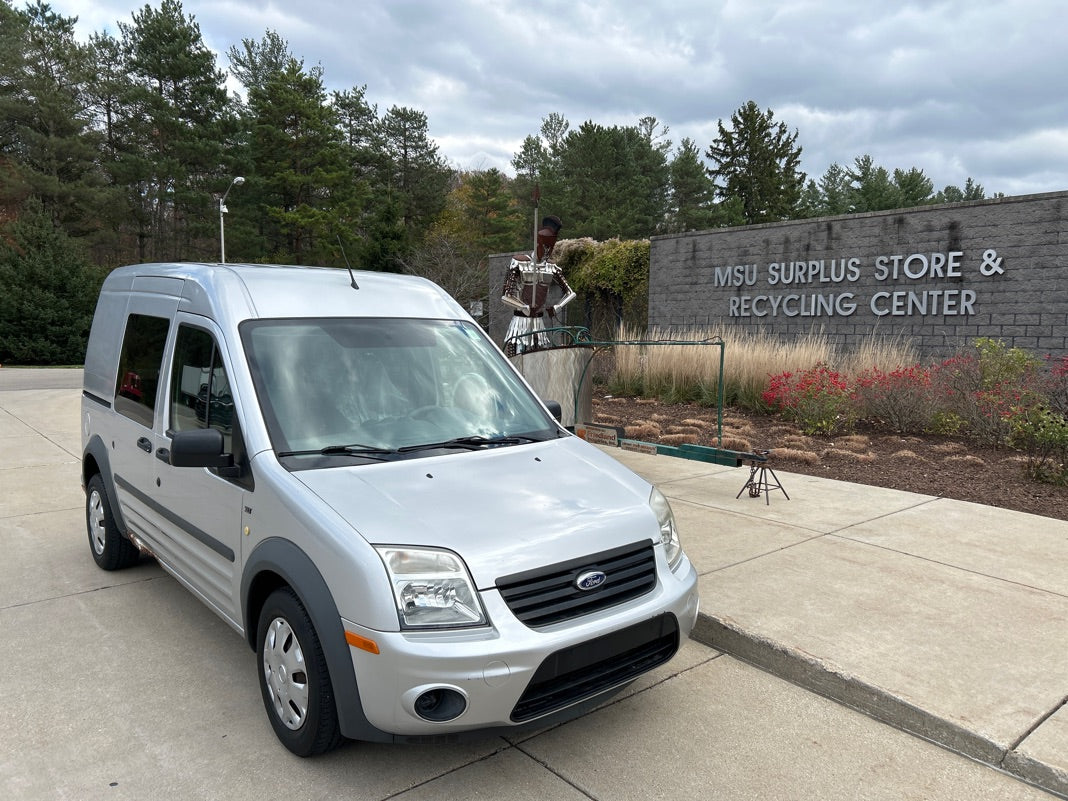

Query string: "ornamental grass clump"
[[761, 364, 855, 436]]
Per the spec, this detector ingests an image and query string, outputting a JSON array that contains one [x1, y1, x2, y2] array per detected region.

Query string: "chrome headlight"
[[649, 487, 683, 570], [374, 546, 487, 629]]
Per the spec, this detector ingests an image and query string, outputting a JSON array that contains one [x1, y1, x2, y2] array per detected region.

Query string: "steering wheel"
[[410, 405, 443, 422], [452, 373, 498, 418]]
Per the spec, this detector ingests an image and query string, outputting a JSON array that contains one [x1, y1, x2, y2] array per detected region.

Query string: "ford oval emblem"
[[576, 570, 607, 591]]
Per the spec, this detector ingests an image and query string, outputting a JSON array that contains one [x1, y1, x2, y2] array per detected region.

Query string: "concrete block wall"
[[487, 253, 513, 346], [648, 191, 1068, 360]]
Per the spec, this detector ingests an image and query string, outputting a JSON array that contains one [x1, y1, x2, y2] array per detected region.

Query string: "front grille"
[[496, 541, 657, 627], [511, 613, 679, 722]]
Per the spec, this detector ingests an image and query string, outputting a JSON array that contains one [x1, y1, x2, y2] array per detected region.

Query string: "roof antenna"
[[337, 234, 359, 290]]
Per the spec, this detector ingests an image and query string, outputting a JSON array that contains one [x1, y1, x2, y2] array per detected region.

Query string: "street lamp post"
[[219, 176, 245, 263]]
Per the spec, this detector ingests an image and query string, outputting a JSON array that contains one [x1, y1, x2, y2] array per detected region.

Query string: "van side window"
[[170, 326, 234, 453], [114, 314, 170, 428]]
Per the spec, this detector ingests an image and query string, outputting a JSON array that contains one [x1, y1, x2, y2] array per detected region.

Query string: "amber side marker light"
[[345, 631, 380, 654]]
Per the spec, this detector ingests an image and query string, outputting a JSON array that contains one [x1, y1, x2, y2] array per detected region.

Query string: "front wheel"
[[85, 474, 140, 570], [256, 587, 343, 756]]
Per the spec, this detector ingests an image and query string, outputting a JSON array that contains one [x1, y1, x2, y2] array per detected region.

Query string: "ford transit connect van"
[[81, 262, 699, 755]]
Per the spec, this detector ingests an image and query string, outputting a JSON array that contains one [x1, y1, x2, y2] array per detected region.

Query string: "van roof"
[[102, 262, 468, 322]]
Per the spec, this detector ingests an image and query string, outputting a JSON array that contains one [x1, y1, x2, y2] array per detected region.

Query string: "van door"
[[152, 317, 247, 626], [109, 301, 178, 550]]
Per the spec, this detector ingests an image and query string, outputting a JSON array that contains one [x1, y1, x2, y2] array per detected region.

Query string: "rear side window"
[[114, 314, 170, 428], [169, 325, 234, 453]]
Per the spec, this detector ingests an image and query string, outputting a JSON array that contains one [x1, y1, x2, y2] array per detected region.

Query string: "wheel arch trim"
[[241, 537, 387, 742], [82, 435, 128, 533]]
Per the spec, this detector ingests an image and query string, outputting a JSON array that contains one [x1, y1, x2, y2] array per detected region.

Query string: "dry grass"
[[942, 454, 988, 467], [890, 449, 927, 462], [932, 442, 967, 455], [833, 434, 871, 450], [609, 324, 919, 408], [781, 434, 815, 449], [823, 448, 877, 463], [720, 435, 754, 452], [895, 436, 925, 447], [772, 448, 820, 464], [665, 426, 703, 438], [724, 423, 757, 439], [660, 433, 696, 445], [839, 332, 919, 375], [624, 421, 661, 439], [765, 424, 801, 440]]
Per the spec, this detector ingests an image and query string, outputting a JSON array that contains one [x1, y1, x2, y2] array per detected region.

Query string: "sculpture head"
[[536, 215, 563, 261]]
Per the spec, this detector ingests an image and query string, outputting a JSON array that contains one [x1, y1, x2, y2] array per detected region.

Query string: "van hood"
[[292, 438, 656, 587]]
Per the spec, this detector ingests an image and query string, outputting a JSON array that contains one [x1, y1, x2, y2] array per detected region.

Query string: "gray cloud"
[[52, 0, 1068, 195]]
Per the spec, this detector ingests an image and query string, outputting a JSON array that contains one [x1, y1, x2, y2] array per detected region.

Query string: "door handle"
[[136, 437, 152, 453], [155, 447, 171, 463]]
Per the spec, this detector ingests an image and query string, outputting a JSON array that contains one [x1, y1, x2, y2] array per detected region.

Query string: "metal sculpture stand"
[[736, 451, 789, 505]]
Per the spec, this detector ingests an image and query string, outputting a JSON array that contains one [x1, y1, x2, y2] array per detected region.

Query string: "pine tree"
[[114, 0, 230, 261], [0, 2, 106, 239], [934, 177, 987, 204], [247, 58, 355, 264], [378, 105, 452, 256], [667, 138, 717, 232], [705, 101, 805, 224], [0, 201, 101, 364], [226, 29, 290, 95], [893, 167, 934, 208], [510, 114, 569, 228], [552, 120, 670, 239], [798, 163, 853, 218], [847, 155, 900, 212]]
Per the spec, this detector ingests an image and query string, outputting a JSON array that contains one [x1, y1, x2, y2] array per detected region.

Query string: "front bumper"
[[342, 553, 699, 736]]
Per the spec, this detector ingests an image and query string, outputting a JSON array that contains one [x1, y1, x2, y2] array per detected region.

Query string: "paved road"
[[0, 368, 1056, 799]]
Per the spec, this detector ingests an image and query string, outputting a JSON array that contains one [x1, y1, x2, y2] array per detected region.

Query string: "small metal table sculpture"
[[501, 215, 576, 356], [736, 450, 789, 505]]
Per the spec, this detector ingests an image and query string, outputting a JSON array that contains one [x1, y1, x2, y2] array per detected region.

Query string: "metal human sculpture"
[[501, 215, 576, 356]]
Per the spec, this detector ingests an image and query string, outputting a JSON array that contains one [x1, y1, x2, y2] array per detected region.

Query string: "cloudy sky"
[[49, 0, 1068, 198]]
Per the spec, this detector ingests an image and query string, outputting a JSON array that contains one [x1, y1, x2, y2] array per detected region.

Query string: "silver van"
[[81, 262, 699, 755]]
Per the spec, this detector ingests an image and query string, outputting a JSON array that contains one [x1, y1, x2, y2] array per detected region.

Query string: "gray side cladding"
[[648, 192, 1068, 360]]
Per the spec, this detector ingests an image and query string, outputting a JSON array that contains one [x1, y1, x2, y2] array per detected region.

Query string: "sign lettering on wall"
[[714, 249, 1006, 318]]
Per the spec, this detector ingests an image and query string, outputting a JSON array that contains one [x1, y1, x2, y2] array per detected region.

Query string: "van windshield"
[[241, 318, 559, 464]]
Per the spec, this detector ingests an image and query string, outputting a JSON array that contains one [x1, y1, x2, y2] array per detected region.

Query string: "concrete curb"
[[692, 613, 1068, 799], [1005, 750, 1068, 801]]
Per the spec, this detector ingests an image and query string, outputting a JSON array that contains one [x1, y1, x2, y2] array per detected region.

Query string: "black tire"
[[256, 587, 343, 756], [85, 473, 140, 570]]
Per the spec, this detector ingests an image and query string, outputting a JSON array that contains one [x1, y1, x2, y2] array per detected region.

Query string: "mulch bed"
[[592, 395, 1068, 522]]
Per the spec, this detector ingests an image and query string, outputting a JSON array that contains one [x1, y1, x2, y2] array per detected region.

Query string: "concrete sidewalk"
[[600, 445, 1068, 798]]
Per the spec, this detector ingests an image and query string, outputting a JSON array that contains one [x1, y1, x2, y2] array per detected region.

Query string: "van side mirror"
[[545, 401, 562, 422], [170, 428, 234, 470]]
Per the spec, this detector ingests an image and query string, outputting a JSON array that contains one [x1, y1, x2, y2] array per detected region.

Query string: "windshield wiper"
[[397, 435, 536, 453], [277, 443, 397, 460]]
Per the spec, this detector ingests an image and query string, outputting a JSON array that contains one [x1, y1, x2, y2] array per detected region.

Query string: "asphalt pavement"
[[1, 366, 1065, 800]]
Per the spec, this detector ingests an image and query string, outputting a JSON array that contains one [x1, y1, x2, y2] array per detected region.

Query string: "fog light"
[[413, 687, 467, 722]]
